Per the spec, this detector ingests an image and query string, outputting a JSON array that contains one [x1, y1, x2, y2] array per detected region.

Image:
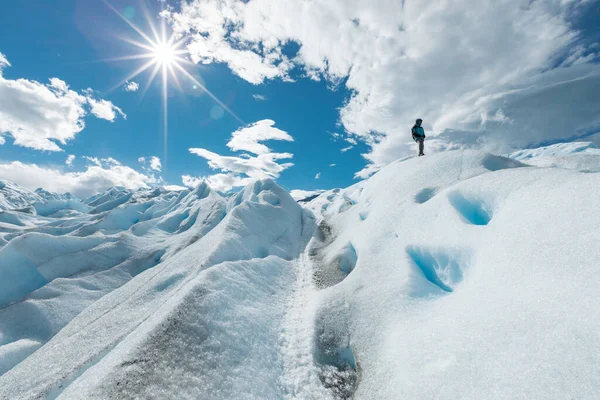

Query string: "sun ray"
[[168, 63, 184, 93], [139, 63, 162, 102], [141, 1, 162, 44], [105, 58, 156, 94], [173, 63, 245, 124], [162, 65, 169, 171], [93, 54, 155, 63], [61, 53, 155, 67], [119, 37, 157, 53], [103, 0, 157, 48]]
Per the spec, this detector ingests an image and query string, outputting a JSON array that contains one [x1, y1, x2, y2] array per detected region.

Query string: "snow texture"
[[1, 147, 599, 399]]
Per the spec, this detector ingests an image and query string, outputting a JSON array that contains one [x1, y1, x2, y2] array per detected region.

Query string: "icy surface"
[[508, 141, 600, 172], [0, 181, 44, 212], [290, 189, 325, 202], [1, 148, 599, 399]]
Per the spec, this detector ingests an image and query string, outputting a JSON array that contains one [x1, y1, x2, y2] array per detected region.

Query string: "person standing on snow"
[[412, 118, 426, 156]]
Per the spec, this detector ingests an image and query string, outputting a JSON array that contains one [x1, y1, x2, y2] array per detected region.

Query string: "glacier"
[[0, 143, 599, 399]]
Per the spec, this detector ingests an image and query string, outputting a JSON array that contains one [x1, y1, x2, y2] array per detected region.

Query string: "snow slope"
[[508, 141, 600, 172], [0, 181, 44, 212], [1, 148, 599, 399]]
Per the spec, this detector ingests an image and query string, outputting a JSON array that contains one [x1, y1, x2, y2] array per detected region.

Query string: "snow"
[[0, 181, 44, 211], [508, 141, 600, 172], [1, 147, 599, 399], [290, 189, 325, 202], [507, 141, 599, 160]]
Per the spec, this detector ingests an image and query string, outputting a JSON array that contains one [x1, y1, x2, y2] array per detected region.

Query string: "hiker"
[[411, 118, 425, 156]]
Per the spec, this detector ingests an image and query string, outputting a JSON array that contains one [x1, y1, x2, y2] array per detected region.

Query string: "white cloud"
[[329, 163, 336, 167], [65, 154, 75, 166], [252, 94, 267, 101], [169, 0, 600, 178], [124, 81, 139, 92], [83, 156, 102, 167], [187, 120, 294, 191], [189, 148, 293, 179], [227, 119, 293, 155], [181, 175, 202, 188], [0, 52, 10, 69], [0, 54, 126, 151], [138, 156, 162, 172], [315, 172, 321, 180], [87, 98, 126, 122], [341, 146, 353, 153], [164, 184, 188, 191], [329, 132, 341, 141], [183, 173, 253, 192], [149, 156, 162, 172], [0, 159, 158, 198]]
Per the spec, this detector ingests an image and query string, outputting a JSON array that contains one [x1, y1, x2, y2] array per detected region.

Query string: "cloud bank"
[[0, 157, 158, 198]]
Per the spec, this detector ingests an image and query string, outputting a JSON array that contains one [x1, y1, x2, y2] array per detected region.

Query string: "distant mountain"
[[0, 180, 44, 211]]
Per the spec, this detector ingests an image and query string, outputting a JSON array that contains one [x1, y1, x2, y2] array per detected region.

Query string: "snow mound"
[[1, 148, 599, 399], [303, 150, 600, 399]]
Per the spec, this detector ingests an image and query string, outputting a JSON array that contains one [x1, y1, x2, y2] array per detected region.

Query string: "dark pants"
[[417, 139, 424, 155]]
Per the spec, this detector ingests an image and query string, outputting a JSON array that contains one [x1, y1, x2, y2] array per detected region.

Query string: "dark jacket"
[[411, 124, 425, 141]]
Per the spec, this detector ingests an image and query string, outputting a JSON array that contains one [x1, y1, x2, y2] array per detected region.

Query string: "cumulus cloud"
[[124, 81, 139, 92], [186, 120, 294, 191], [138, 156, 162, 172], [169, 0, 600, 177], [0, 53, 125, 152], [189, 148, 293, 179], [183, 173, 252, 193], [65, 154, 75, 166], [87, 98, 126, 121], [315, 173, 321, 179], [0, 159, 158, 198], [227, 119, 293, 155], [149, 156, 162, 172]]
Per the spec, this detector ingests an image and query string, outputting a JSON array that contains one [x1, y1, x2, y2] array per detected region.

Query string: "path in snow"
[[279, 242, 334, 399]]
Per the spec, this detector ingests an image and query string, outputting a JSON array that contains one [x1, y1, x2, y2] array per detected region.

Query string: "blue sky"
[[0, 0, 599, 197]]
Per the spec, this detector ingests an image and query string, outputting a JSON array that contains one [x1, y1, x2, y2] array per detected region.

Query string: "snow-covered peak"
[[0, 180, 44, 212]]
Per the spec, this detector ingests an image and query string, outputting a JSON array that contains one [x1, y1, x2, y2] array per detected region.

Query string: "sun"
[[101, 0, 243, 172], [153, 42, 176, 66]]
